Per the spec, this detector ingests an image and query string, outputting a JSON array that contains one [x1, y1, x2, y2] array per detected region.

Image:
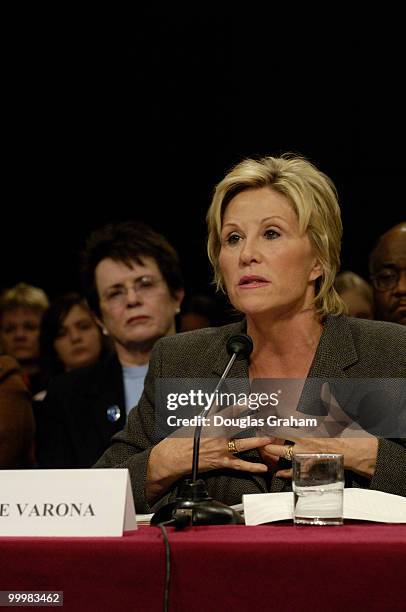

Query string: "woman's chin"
[[232, 300, 274, 317]]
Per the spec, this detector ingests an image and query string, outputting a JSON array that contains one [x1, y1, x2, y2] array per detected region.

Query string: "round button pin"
[[106, 405, 121, 423]]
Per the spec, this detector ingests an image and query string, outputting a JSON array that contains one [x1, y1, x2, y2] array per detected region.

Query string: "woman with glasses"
[[96, 156, 406, 512], [35, 221, 184, 468]]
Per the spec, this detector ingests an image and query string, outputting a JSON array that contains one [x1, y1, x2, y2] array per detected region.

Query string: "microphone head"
[[226, 333, 253, 360]]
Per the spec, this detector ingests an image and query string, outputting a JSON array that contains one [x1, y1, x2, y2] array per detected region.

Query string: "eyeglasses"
[[101, 276, 163, 308], [370, 267, 405, 291]]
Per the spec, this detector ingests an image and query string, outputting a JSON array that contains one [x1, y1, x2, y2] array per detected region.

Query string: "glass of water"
[[292, 453, 344, 525]]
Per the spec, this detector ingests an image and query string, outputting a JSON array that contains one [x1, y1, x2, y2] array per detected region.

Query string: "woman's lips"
[[126, 315, 150, 325], [238, 275, 270, 288], [71, 346, 89, 355]]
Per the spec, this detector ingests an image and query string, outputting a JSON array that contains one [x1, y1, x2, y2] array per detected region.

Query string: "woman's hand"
[[146, 434, 272, 504], [260, 436, 379, 479], [259, 382, 379, 480]]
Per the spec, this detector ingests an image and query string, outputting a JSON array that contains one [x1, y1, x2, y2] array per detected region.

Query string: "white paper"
[[137, 514, 153, 525], [343, 489, 406, 523], [243, 489, 406, 525], [244, 492, 293, 525]]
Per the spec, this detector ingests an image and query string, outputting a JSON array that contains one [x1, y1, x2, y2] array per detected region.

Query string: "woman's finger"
[[226, 457, 268, 473], [233, 437, 274, 453], [275, 468, 293, 478], [262, 443, 291, 458]]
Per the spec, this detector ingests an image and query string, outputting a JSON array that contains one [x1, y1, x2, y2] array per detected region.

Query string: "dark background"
[[3, 9, 405, 302]]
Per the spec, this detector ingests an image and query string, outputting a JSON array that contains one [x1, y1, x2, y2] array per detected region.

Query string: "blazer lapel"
[[210, 319, 248, 374], [309, 314, 359, 377], [84, 354, 126, 443], [272, 316, 361, 492], [299, 315, 360, 415]]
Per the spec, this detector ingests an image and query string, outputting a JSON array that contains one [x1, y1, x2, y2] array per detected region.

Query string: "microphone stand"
[[191, 353, 237, 482], [151, 334, 252, 527]]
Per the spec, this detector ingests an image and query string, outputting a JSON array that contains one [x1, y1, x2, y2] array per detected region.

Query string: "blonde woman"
[[97, 155, 406, 511]]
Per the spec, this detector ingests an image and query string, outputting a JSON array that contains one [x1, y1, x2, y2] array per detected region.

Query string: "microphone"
[[151, 333, 253, 527], [191, 334, 253, 482]]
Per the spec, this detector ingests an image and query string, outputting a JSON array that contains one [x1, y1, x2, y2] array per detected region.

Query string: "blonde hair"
[[0, 282, 49, 315], [207, 154, 345, 316]]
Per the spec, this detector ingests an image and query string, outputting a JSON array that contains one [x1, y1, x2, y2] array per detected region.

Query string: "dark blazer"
[[95, 315, 406, 512], [35, 354, 126, 468]]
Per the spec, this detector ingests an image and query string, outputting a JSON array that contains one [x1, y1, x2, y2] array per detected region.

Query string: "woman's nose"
[[125, 286, 143, 305], [239, 238, 261, 264], [69, 330, 82, 343]]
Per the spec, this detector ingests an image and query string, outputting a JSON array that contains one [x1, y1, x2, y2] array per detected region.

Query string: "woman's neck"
[[247, 308, 323, 378], [114, 342, 153, 367]]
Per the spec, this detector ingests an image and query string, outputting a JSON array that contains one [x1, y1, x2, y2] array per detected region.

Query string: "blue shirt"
[[123, 364, 149, 416]]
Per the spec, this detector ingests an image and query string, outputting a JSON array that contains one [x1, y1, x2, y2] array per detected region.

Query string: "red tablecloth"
[[1, 524, 405, 612]]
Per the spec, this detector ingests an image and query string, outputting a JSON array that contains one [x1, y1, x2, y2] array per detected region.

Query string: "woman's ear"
[[174, 288, 185, 313], [95, 315, 109, 336], [309, 259, 323, 282]]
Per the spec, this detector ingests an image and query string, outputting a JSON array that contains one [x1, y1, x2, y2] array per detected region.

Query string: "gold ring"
[[227, 439, 238, 454], [284, 445, 294, 461]]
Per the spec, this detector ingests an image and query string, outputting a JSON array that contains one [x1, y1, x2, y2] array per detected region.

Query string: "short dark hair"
[[39, 293, 106, 381], [81, 221, 184, 316]]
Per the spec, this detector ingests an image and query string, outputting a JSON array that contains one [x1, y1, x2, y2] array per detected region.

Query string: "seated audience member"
[[34, 293, 107, 400], [179, 294, 219, 331], [35, 221, 184, 468], [96, 155, 406, 513], [334, 271, 374, 319], [369, 222, 406, 325], [0, 355, 35, 468], [0, 283, 49, 395]]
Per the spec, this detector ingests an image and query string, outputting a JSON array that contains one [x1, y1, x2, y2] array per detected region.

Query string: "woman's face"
[[218, 187, 321, 319], [95, 256, 183, 355], [0, 307, 42, 362], [54, 304, 102, 371]]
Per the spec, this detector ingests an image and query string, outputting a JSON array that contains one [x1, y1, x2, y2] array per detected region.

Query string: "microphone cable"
[[156, 523, 171, 612], [155, 512, 190, 611]]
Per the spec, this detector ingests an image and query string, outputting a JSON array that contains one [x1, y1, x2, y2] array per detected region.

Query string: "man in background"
[[369, 222, 406, 325]]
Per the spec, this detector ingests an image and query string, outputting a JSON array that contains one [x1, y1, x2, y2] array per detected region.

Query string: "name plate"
[[0, 469, 137, 537]]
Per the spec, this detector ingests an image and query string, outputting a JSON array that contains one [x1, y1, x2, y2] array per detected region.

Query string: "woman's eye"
[[264, 229, 280, 240], [78, 322, 92, 331], [108, 290, 123, 299], [226, 234, 241, 245]]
